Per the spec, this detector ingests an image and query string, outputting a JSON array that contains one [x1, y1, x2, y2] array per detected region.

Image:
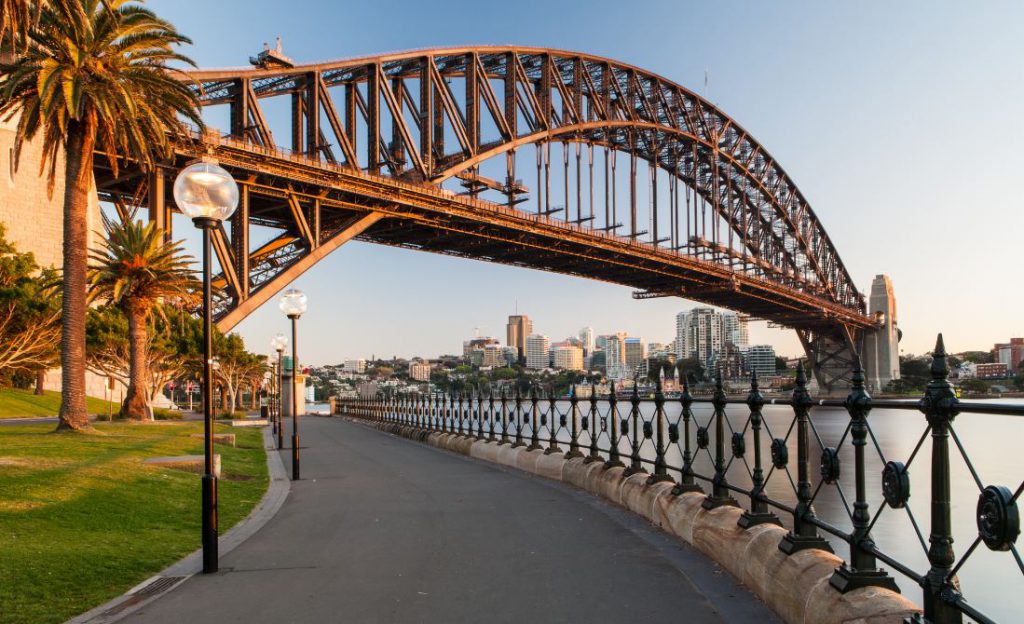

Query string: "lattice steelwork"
[[94, 47, 877, 392]]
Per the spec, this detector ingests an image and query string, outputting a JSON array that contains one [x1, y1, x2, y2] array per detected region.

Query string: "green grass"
[[0, 422, 269, 624], [0, 388, 120, 419]]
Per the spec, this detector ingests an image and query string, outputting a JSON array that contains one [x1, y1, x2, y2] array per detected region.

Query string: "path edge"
[[66, 426, 290, 624]]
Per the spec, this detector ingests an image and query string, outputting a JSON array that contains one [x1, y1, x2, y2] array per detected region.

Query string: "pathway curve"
[[124, 417, 777, 623]]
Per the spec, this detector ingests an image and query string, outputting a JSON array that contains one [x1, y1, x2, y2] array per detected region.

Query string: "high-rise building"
[[624, 337, 647, 373], [722, 312, 749, 348], [507, 315, 532, 363], [343, 359, 367, 373], [552, 344, 584, 371], [604, 334, 628, 379], [578, 327, 595, 355], [676, 308, 723, 368], [745, 345, 777, 378], [525, 334, 550, 369]]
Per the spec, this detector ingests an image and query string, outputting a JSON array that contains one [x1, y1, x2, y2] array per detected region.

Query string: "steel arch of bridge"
[[94, 46, 877, 392]]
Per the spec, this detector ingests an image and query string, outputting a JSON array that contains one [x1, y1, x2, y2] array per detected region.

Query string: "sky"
[[146, 0, 1024, 365]]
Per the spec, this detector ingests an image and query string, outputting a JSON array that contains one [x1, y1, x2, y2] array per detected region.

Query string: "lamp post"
[[173, 159, 239, 575], [279, 288, 307, 480], [271, 333, 287, 449], [262, 370, 272, 430]]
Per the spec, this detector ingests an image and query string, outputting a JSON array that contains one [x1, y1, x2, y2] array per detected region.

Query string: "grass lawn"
[[0, 388, 120, 419], [0, 422, 269, 624]]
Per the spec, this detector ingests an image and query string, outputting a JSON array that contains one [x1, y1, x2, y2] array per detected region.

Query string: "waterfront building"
[[977, 362, 1009, 379], [993, 338, 1024, 374], [525, 334, 551, 370], [463, 336, 499, 360], [506, 315, 533, 363], [553, 344, 584, 371], [744, 345, 777, 379], [722, 312, 750, 348], [624, 337, 646, 373]]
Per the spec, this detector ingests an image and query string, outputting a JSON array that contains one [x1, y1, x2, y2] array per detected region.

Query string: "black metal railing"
[[337, 335, 1022, 624]]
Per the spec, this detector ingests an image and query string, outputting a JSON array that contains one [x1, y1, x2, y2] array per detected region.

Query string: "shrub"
[[152, 407, 183, 420]]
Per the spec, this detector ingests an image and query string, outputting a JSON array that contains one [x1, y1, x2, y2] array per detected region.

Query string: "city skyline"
[[142, 0, 1023, 366]]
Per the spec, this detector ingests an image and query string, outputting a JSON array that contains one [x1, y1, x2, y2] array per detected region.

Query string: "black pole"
[[290, 315, 300, 480], [197, 219, 218, 574], [276, 348, 284, 449]]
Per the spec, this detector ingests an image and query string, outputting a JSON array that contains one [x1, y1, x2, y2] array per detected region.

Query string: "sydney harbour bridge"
[[93, 46, 895, 394]]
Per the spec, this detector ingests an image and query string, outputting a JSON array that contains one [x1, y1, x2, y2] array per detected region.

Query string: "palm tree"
[[0, 0, 38, 48], [89, 215, 197, 420], [0, 0, 201, 430]]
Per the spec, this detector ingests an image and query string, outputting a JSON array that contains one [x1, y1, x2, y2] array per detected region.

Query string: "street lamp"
[[262, 370, 272, 432], [173, 159, 238, 575], [279, 288, 307, 480], [271, 333, 287, 449]]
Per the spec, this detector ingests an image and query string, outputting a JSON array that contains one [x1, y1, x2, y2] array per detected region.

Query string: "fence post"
[[830, 359, 898, 591], [624, 380, 645, 477], [673, 379, 702, 494], [702, 374, 738, 509], [649, 374, 673, 484], [739, 371, 781, 528], [513, 387, 525, 447], [499, 388, 510, 445], [546, 387, 560, 454], [605, 387, 623, 468], [475, 389, 484, 440], [488, 390, 496, 442], [779, 361, 833, 554], [917, 334, 963, 623], [528, 386, 543, 451], [585, 387, 602, 463], [566, 385, 583, 459]]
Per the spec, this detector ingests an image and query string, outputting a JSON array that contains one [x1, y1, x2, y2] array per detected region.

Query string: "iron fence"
[[338, 335, 1021, 624]]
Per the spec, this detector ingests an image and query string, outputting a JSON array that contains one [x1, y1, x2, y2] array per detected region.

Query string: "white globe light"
[[279, 288, 308, 317], [271, 333, 288, 351], [173, 161, 239, 222]]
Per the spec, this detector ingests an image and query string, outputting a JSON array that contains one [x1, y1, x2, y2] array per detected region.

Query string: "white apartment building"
[[676, 308, 723, 367], [525, 334, 551, 370], [343, 359, 367, 373], [553, 344, 584, 371], [409, 361, 432, 381], [578, 327, 595, 355]]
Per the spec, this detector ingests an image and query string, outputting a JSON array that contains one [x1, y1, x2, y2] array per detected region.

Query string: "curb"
[[66, 426, 290, 624]]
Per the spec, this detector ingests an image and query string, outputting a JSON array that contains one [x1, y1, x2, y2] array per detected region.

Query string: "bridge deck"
[[125, 417, 777, 623]]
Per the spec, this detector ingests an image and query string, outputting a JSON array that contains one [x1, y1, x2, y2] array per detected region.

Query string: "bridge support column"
[[861, 274, 900, 393]]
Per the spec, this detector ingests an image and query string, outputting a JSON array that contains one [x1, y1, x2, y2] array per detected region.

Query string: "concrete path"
[[124, 417, 777, 624]]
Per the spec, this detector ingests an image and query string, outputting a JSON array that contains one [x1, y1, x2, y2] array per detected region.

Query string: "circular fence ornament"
[[620, 420, 629, 436], [696, 427, 710, 450], [540, 414, 547, 427], [668, 423, 679, 443], [643, 421, 653, 439], [820, 447, 841, 484], [770, 438, 788, 469], [559, 414, 567, 427], [977, 485, 1020, 551], [882, 461, 910, 508], [731, 432, 745, 458], [600, 418, 607, 432], [581, 416, 589, 431]]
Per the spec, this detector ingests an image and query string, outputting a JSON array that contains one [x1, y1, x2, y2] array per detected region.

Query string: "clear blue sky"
[[148, 0, 1024, 365]]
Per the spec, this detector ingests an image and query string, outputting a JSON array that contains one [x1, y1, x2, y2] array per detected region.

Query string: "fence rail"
[[337, 335, 1021, 624]]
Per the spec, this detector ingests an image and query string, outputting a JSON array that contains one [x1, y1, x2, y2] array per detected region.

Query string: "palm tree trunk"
[[122, 304, 151, 420], [34, 370, 45, 395], [57, 125, 93, 431]]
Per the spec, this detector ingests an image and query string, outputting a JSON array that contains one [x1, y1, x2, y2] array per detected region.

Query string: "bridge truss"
[[93, 47, 878, 393]]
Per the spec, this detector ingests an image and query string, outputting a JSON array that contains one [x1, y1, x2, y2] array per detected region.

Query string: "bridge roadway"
[[125, 417, 778, 623]]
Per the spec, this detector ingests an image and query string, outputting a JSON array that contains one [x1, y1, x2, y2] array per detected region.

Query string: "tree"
[[676, 357, 705, 384], [212, 333, 264, 415], [0, 0, 38, 48], [0, 224, 59, 384], [86, 303, 198, 406], [89, 216, 197, 420], [775, 356, 788, 372], [0, 0, 201, 430]]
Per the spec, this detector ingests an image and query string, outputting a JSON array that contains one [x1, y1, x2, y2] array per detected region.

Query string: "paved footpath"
[[125, 417, 777, 624]]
